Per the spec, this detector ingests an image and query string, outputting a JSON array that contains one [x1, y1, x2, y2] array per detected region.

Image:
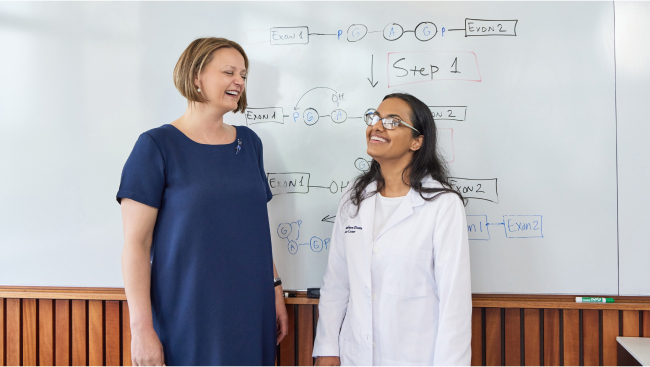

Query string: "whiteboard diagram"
[[239, 2, 617, 293]]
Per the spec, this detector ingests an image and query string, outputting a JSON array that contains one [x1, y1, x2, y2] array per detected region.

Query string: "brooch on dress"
[[235, 138, 242, 154]]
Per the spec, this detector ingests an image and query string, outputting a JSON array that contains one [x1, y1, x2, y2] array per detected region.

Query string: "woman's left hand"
[[275, 287, 289, 344]]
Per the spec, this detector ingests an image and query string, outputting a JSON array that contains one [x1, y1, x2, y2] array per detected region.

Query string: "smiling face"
[[366, 97, 424, 164], [194, 47, 247, 113]]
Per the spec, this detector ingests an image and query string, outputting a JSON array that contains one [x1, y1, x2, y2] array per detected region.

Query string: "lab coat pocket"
[[384, 247, 434, 297], [338, 335, 359, 365]]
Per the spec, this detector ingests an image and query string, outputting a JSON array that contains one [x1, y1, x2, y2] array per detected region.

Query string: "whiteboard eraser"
[[307, 288, 320, 298]]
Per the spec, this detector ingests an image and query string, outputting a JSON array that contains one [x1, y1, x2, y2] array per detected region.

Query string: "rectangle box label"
[[245, 107, 284, 125], [449, 177, 498, 203], [429, 106, 468, 121], [467, 215, 490, 240], [465, 19, 518, 36], [503, 215, 543, 238], [388, 51, 481, 87], [270, 27, 309, 45], [267, 173, 310, 195]]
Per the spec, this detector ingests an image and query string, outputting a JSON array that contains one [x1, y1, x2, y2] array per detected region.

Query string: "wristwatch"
[[274, 277, 282, 287]]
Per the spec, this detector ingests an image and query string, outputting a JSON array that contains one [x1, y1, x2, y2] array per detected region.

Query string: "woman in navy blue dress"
[[117, 38, 288, 366]]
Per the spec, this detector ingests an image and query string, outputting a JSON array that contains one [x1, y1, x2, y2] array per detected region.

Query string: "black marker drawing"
[[267, 166, 358, 196], [270, 21, 439, 45], [449, 177, 499, 203], [270, 26, 309, 45], [354, 158, 371, 172], [245, 107, 284, 126], [383, 23, 404, 41], [294, 87, 340, 110], [441, 19, 518, 37], [267, 173, 310, 195], [367, 55, 378, 88], [464, 19, 518, 37], [303, 108, 319, 126], [347, 24, 368, 42], [414, 22, 438, 41], [428, 106, 468, 121]]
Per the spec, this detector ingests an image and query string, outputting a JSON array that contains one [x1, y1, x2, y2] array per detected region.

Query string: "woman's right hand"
[[131, 326, 165, 366], [121, 199, 163, 366], [314, 356, 340, 366]]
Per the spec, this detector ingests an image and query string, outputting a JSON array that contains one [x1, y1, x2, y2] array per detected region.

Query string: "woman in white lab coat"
[[313, 93, 472, 366]]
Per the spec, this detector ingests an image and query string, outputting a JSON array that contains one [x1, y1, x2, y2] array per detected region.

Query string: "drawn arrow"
[[367, 55, 378, 87], [294, 87, 338, 110], [486, 222, 505, 227], [322, 215, 336, 223]]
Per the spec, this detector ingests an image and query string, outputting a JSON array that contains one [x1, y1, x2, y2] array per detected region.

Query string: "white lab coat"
[[312, 178, 472, 366]]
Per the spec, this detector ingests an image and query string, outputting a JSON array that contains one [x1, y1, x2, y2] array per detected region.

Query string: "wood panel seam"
[[20, 299, 23, 367]]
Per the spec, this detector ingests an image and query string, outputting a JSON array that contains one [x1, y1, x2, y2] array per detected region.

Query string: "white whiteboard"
[[615, 2, 650, 296], [0, 2, 623, 294]]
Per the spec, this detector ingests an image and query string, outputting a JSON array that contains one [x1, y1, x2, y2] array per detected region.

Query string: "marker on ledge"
[[576, 297, 614, 303]]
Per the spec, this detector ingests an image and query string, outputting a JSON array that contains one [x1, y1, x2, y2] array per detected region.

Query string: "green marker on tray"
[[575, 297, 614, 303]]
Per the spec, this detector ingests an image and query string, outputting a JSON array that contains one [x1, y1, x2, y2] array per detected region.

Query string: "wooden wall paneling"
[[562, 309, 579, 366], [105, 301, 120, 366], [0, 299, 4, 367], [122, 302, 131, 366], [296, 305, 313, 366], [6, 290, 650, 367], [582, 309, 599, 366], [39, 300, 54, 366], [55, 300, 70, 366], [88, 301, 103, 366], [523, 309, 540, 366], [71, 300, 86, 366], [279, 305, 296, 366], [602, 309, 619, 366], [22, 299, 37, 366], [504, 308, 521, 366], [6, 299, 20, 366], [471, 307, 483, 366], [485, 308, 502, 366], [543, 309, 559, 366], [622, 310, 640, 337]]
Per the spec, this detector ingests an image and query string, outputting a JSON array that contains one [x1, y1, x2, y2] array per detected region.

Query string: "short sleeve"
[[251, 130, 273, 202], [116, 133, 166, 208]]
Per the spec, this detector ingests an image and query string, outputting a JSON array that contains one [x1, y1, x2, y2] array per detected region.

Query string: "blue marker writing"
[[337, 30, 343, 40]]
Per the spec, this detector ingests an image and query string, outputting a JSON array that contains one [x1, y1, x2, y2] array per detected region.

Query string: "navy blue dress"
[[117, 124, 276, 366]]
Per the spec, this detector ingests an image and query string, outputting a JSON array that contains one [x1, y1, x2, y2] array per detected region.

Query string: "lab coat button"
[[373, 246, 380, 253], [372, 294, 377, 301], [372, 342, 376, 348]]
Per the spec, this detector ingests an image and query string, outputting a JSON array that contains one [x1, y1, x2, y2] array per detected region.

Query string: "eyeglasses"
[[364, 112, 421, 134]]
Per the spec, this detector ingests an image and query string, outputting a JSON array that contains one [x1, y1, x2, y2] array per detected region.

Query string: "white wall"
[[615, 1, 650, 296]]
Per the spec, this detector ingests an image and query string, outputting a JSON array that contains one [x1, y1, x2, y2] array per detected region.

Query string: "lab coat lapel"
[[358, 181, 377, 269], [375, 188, 426, 241]]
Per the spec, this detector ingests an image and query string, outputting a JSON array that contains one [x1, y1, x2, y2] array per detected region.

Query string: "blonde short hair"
[[173, 37, 249, 113]]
